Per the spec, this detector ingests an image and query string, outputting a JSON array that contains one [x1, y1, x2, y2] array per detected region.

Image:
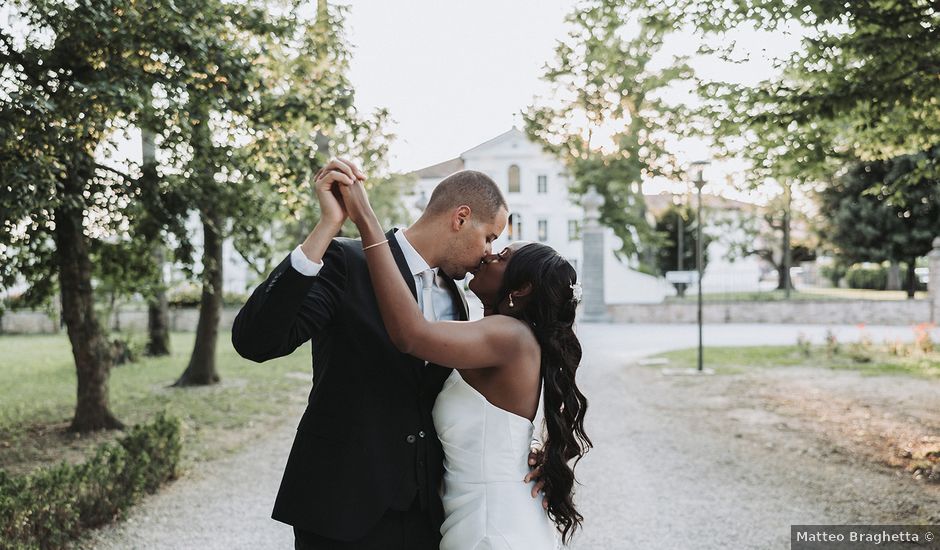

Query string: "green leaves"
[[638, 0, 939, 191], [817, 151, 940, 296], [524, 0, 690, 260]]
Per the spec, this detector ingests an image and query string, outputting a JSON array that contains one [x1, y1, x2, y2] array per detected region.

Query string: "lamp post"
[[689, 161, 709, 373], [672, 194, 686, 298], [782, 181, 792, 299]]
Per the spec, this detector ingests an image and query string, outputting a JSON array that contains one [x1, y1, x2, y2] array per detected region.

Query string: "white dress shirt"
[[289, 230, 457, 321]]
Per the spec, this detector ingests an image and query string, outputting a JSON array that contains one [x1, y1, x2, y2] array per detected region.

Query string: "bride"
[[324, 168, 591, 548]]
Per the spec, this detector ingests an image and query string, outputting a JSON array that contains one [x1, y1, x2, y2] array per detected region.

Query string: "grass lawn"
[[655, 345, 940, 378], [0, 331, 312, 474], [664, 288, 927, 303]]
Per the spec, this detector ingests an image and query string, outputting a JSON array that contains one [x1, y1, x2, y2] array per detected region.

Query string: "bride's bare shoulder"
[[477, 315, 538, 345]]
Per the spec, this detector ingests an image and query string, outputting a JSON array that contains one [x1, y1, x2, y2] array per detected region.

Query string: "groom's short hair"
[[425, 170, 507, 222]]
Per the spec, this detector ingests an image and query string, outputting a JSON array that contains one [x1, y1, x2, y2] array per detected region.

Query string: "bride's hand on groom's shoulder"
[[313, 157, 365, 227]]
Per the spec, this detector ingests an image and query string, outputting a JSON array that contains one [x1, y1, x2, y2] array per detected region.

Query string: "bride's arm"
[[339, 180, 531, 370]]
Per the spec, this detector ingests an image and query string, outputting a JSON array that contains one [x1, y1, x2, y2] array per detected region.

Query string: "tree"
[[818, 153, 940, 298], [166, 3, 299, 387], [653, 203, 711, 296], [719, 194, 816, 291], [524, 0, 690, 261], [169, 0, 401, 386], [637, 0, 940, 196], [0, 0, 219, 431]]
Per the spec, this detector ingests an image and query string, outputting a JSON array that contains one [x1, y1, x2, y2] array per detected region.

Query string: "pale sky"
[[343, 0, 575, 173], [341, 0, 805, 203]]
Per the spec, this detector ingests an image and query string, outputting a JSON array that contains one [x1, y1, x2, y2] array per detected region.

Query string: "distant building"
[[409, 128, 766, 302]]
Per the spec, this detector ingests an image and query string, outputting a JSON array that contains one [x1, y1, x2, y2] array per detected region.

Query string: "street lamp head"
[[689, 160, 709, 189]]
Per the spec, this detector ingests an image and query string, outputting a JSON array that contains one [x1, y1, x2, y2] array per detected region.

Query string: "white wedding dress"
[[433, 370, 561, 550]]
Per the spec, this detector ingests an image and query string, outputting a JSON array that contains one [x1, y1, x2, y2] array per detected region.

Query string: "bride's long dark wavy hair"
[[497, 243, 592, 544]]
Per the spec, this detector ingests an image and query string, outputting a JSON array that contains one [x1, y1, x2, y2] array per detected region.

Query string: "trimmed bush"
[[819, 263, 847, 287], [167, 286, 249, 308], [845, 264, 888, 290], [0, 413, 181, 550]]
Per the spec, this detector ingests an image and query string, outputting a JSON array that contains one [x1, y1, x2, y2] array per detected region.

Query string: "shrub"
[[0, 413, 181, 549], [845, 264, 888, 290], [819, 263, 847, 287], [825, 329, 840, 357], [168, 285, 248, 308], [110, 332, 147, 366], [167, 286, 202, 309], [796, 332, 812, 357]]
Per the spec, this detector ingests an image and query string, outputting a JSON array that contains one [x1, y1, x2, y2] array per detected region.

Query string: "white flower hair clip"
[[570, 282, 582, 303]]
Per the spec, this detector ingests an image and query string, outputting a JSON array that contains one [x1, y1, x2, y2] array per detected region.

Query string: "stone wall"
[[607, 299, 930, 325], [1, 307, 244, 335], [4, 300, 928, 333]]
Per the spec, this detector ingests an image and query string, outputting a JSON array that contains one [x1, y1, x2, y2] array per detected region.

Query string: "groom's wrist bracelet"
[[362, 239, 389, 251]]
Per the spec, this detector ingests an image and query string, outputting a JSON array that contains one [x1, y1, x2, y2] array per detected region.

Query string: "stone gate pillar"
[[929, 237, 940, 324], [581, 187, 609, 322]]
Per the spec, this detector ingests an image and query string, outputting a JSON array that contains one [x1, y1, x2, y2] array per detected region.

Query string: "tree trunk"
[[173, 205, 223, 386], [906, 260, 917, 299], [147, 244, 171, 356], [775, 262, 794, 291], [886, 261, 902, 291], [140, 101, 171, 357], [109, 290, 118, 332], [140, 109, 170, 357], [55, 167, 123, 432]]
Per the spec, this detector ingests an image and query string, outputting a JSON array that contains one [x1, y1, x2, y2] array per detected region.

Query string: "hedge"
[[0, 413, 181, 550], [845, 264, 888, 290]]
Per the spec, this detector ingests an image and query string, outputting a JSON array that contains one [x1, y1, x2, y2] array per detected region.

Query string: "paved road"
[[78, 323, 937, 549], [571, 324, 937, 549]]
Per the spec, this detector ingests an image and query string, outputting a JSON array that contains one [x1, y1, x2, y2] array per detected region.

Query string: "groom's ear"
[[452, 205, 472, 231]]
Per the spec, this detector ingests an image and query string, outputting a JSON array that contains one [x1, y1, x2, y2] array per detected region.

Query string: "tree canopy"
[[524, 0, 691, 261]]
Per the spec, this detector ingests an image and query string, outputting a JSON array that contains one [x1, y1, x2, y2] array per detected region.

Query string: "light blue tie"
[[420, 269, 437, 321]]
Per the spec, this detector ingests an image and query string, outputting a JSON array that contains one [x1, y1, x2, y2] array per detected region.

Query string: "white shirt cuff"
[[290, 244, 325, 277]]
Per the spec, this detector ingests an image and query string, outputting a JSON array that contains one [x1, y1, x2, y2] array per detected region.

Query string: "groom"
[[232, 159, 511, 549]]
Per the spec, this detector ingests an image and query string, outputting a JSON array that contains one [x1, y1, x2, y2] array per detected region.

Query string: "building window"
[[537, 175, 547, 194], [538, 219, 548, 242], [568, 220, 581, 241], [508, 213, 523, 240], [508, 164, 521, 193]]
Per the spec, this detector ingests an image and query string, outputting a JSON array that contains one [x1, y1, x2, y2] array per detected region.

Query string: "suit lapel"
[[385, 228, 425, 388], [387, 228, 418, 300]]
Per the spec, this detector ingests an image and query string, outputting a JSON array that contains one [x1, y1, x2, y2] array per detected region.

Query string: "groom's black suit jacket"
[[231, 228, 467, 541]]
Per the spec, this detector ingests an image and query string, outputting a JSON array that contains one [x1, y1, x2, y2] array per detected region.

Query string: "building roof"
[[410, 157, 465, 179], [410, 127, 533, 177], [459, 127, 527, 157]]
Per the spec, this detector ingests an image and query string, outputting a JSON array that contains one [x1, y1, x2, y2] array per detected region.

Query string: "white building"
[[409, 128, 677, 304]]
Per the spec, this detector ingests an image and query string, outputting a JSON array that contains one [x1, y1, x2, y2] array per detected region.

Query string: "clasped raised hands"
[[314, 157, 375, 229]]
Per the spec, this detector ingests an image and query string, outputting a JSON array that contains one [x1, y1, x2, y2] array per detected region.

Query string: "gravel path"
[[76, 323, 939, 550]]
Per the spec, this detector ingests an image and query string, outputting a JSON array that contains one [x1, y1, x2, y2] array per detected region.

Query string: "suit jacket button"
[[406, 435, 416, 444], [418, 431, 426, 438]]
